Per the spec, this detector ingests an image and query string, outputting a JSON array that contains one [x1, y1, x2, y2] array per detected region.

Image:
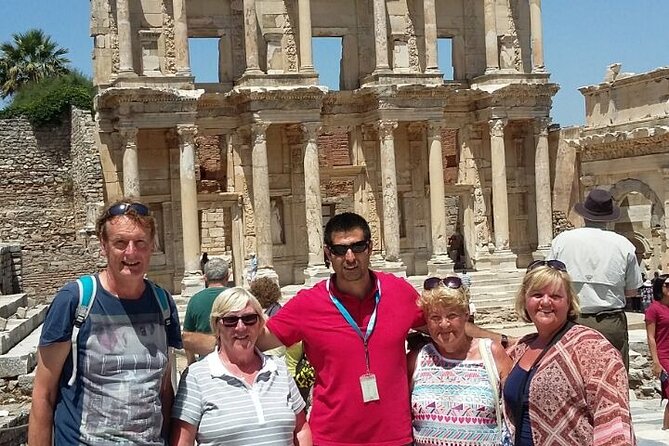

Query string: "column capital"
[[377, 120, 398, 141], [489, 118, 508, 138], [533, 117, 551, 136], [177, 124, 198, 141], [117, 127, 138, 147], [301, 122, 322, 143], [427, 121, 446, 140], [251, 122, 270, 145]]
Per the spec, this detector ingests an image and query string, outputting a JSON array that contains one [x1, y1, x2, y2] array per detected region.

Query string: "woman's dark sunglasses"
[[526, 259, 567, 273], [327, 240, 369, 256], [423, 276, 463, 291], [219, 314, 260, 327], [108, 202, 150, 216]]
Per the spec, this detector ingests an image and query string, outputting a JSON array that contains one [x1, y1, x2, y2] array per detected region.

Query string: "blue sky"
[[1, 1, 668, 126]]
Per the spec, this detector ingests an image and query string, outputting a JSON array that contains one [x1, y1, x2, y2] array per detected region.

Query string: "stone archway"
[[609, 178, 664, 228]]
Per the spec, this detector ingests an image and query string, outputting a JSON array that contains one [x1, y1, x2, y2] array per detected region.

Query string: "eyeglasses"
[[423, 276, 463, 291], [219, 314, 260, 327], [526, 259, 567, 273], [108, 202, 150, 216], [663, 283, 669, 289], [327, 240, 369, 256]]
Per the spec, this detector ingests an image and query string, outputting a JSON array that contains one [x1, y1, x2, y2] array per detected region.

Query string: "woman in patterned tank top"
[[408, 276, 512, 446]]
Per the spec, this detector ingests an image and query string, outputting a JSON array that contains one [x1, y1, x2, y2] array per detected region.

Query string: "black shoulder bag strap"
[[512, 320, 575, 445]]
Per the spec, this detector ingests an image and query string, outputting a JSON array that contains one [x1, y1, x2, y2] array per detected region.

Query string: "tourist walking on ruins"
[[547, 188, 642, 370], [645, 273, 669, 430], [171, 287, 311, 445], [182, 256, 230, 364], [28, 199, 183, 445], [504, 260, 634, 445], [256, 212, 508, 445], [408, 276, 512, 446]]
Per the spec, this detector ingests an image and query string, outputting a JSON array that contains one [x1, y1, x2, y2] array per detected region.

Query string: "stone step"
[[0, 325, 42, 378], [0, 294, 27, 320], [0, 305, 49, 356]]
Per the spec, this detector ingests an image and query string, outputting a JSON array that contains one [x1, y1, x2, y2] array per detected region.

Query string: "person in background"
[[641, 273, 654, 312], [645, 273, 669, 430], [171, 287, 311, 446], [504, 260, 634, 446], [250, 276, 286, 357], [408, 276, 511, 446], [548, 188, 642, 370], [182, 257, 229, 364]]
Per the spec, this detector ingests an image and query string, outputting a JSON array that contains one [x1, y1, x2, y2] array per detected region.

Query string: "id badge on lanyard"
[[328, 278, 381, 403]]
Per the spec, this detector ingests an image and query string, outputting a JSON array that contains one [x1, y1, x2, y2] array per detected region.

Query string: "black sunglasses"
[[526, 259, 567, 273], [327, 240, 369, 256], [219, 314, 260, 327], [108, 202, 150, 217], [423, 276, 463, 291]]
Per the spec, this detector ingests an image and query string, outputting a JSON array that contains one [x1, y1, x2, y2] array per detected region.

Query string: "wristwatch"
[[500, 334, 509, 349]]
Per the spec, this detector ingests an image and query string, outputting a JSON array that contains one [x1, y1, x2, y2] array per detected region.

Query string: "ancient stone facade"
[[0, 113, 102, 302], [555, 66, 669, 273], [90, 0, 558, 292]]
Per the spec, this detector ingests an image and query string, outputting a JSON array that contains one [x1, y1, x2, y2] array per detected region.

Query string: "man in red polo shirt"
[[260, 212, 422, 445]]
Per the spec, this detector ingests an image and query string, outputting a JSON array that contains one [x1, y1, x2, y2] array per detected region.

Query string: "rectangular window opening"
[[437, 38, 454, 81], [188, 37, 220, 83], [313, 37, 343, 91]]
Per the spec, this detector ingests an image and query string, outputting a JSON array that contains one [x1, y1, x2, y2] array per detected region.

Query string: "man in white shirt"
[[548, 188, 642, 371]]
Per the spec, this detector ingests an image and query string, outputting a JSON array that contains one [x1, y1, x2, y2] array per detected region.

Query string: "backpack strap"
[[147, 280, 171, 327], [69, 275, 98, 386]]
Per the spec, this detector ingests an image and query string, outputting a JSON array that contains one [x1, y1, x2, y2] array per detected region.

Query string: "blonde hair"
[[419, 284, 470, 315], [515, 266, 581, 323], [210, 287, 266, 333]]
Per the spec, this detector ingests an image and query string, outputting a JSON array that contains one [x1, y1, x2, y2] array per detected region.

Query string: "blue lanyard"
[[327, 278, 381, 373]]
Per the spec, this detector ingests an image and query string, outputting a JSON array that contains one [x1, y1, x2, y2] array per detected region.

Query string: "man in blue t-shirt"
[[28, 199, 182, 445]]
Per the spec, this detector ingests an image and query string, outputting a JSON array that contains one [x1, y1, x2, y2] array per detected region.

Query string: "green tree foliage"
[[0, 28, 71, 99], [0, 71, 95, 126]]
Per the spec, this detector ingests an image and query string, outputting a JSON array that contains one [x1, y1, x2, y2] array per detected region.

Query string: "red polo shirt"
[[266, 271, 424, 446]]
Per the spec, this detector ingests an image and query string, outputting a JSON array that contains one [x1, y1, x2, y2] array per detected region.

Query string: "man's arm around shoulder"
[[28, 341, 71, 445]]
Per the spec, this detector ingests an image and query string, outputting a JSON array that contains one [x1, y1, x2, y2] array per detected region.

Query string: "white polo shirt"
[[548, 227, 642, 314]]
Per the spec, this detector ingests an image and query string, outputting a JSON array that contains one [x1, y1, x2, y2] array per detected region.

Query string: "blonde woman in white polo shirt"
[[171, 287, 311, 446]]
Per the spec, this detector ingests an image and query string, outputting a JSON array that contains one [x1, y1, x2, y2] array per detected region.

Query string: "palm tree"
[[0, 29, 71, 99]]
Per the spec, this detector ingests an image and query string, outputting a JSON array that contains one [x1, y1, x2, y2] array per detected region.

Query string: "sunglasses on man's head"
[[327, 240, 369, 256], [219, 314, 260, 327], [526, 259, 567, 273], [108, 202, 151, 217], [423, 276, 463, 291]]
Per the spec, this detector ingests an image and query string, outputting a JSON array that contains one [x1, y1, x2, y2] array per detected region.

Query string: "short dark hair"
[[96, 198, 156, 241], [324, 212, 371, 246], [653, 274, 669, 301]]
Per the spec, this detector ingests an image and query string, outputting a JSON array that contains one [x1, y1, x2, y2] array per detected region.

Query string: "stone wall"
[[0, 244, 21, 295], [0, 111, 100, 302]]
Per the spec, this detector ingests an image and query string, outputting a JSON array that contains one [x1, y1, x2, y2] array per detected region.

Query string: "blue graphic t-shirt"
[[39, 275, 182, 445]]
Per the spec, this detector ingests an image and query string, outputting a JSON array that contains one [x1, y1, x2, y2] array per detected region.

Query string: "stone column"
[[117, 0, 135, 75], [483, 0, 499, 73], [534, 118, 552, 251], [243, 0, 262, 74], [372, 0, 390, 72], [424, 0, 438, 72], [250, 122, 276, 278], [377, 120, 403, 265], [173, 0, 191, 75], [529, 0, 545, 72], [302, 123, 329, 283], [177, 124, 204, 295], [426, 122, 453, 274], [120, 127, 140, 198], [662, 168, 669, 271], [489, 119, 510, 251], [298, 0, 314, 72]]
